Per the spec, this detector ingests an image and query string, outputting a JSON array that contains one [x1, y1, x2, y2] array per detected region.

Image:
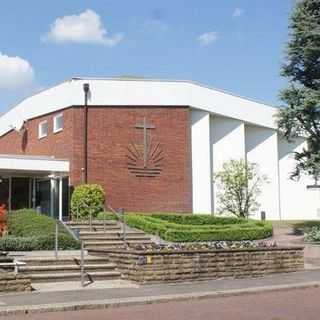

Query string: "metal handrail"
[[54, 220, 88, 287], [0, 260, 26, 275], [107, 205, 126, 244]]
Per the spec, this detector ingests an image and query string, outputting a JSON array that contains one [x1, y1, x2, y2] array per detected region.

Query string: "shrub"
[[71, 184, 105, 220], [0, 234, 80, 251], [305, 226, 320, 242], [6, 209, 80, 251], [96, 212, 118, 221], [125, 214, 273, 242]]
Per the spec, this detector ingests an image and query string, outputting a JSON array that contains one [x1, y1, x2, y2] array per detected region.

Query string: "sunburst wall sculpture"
[[126, 117, 164, 177]]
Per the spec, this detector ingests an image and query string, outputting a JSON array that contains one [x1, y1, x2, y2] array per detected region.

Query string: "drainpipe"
[[83, 83, 90, 184]]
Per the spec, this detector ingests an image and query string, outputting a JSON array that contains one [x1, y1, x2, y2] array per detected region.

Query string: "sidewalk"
[[1, 270, 320, 316]]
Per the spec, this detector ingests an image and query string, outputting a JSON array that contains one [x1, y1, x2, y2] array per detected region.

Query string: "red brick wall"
[[0, 106, 193, 213], [0, 108, 74, 159]]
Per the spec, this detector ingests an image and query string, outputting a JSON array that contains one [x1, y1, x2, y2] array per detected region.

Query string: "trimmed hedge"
[[2, 210, 80, 251], [125, 214, 273, 242]]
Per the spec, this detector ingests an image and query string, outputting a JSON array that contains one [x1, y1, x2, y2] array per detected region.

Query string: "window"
[[38, 121, 48, 139], [53, 113, 63, 133]]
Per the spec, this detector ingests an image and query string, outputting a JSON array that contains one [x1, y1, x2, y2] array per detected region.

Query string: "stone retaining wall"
[[96, 247, 304, 283], [0, 273, 32, 292]]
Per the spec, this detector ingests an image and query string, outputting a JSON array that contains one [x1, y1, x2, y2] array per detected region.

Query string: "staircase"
[[18, 256, 121, 283], [66, 220, 153, 251], [15, 220, 153, 285]]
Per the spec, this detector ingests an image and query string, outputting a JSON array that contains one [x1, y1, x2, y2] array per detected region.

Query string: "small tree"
[[214, 159, 267, 218], [71, 184, 105, 220]]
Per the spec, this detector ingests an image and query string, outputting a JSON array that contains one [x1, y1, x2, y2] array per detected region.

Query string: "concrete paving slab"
[[32, 280, 139, 292]]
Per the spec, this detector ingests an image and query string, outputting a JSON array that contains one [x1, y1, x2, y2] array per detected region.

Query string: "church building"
[[0, 78, 317, 220]]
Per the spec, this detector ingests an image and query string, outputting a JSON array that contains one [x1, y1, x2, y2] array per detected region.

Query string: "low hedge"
[[0, 234, 80, 251], [4, 209, 80, 251], [125, 214, 273, 242], [150, 214, 245, 225]]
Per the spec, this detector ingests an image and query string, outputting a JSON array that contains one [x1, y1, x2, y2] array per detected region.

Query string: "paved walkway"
[[272, 223, 320, 269], [1, 269, 320, 316]]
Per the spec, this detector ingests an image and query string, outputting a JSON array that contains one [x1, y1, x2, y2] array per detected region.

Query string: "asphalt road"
[[6, 287, 320, 320]]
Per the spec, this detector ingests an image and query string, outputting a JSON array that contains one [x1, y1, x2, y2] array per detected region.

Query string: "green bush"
[[5, 209, 80, 251], [305, 226, 320, 242], [71, 184, 105, 220], [125, 214, 273, 242], [96, 212, 118, 221]]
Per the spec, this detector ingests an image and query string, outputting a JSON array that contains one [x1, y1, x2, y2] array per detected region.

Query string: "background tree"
[[214, 159, 267, 218], [277, 0, 320, 182]]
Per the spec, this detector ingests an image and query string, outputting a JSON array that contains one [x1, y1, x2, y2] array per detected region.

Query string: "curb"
[[0, 281, 319, 317]]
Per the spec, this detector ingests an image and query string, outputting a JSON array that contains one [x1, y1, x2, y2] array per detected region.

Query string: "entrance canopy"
[[0, 154, 69, 177], [0, 154, 70, 220]]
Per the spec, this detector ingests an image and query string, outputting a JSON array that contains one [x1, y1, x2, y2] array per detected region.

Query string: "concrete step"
[[19, 263, 117, 275], [84, 240, 152, 246], [29, 271, 121, 283], [80, 235, 151, 241], [67, 220, 118, 226], [79, 230, 145, 236], [20, 256, 109, 266], [69, 225, 121, 231]]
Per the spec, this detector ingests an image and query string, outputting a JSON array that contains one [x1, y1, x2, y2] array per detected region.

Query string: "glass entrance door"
[[11, 178, 31, 210], [0, 178, 9, 209], [36, 179, 51, 216]]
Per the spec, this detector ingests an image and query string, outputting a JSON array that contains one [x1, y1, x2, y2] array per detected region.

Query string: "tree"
[[214, 159, 267, 218], [277, 0, 320, 182]]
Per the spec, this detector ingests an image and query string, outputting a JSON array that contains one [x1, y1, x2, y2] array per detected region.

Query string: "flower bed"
[[125, 214, 273, 242]]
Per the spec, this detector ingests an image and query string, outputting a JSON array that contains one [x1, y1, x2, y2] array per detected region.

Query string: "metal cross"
[[135, 117, 155, 168]]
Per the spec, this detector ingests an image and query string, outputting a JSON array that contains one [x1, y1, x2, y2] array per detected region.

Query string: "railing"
[[107, 205, 127, 245], [71, 202, 127, 285], [54, 219, 88, 287], [0, 260, 26, 275]]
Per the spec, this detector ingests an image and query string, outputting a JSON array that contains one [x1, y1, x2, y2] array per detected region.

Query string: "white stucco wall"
[[245, 125, 280, 220], [191, 110, 212, 214], [278, 137, 320, 220], [211, 116, 246, 213]]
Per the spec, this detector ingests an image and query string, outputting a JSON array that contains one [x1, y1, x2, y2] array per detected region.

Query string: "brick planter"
[[91, 246, 304, 283]]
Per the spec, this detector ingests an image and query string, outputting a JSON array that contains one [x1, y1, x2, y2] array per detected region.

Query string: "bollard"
[[261, 211, 266, 221]]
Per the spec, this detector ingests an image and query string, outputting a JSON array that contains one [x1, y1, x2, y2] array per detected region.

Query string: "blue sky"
[[0, 0, 293, 113]]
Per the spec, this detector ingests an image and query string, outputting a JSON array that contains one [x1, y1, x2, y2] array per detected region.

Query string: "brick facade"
[[0, 106, 193, 213]]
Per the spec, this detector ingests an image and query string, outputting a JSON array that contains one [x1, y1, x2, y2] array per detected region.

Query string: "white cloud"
[[43, 9, 123, 47], [198, 32, 219, 46], [232, 8, 244, 18], [0, 53, 34, 90]]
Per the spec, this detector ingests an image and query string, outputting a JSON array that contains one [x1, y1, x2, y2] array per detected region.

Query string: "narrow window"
[[53, 113, 63, 133], [38, 121, 48, 139]]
